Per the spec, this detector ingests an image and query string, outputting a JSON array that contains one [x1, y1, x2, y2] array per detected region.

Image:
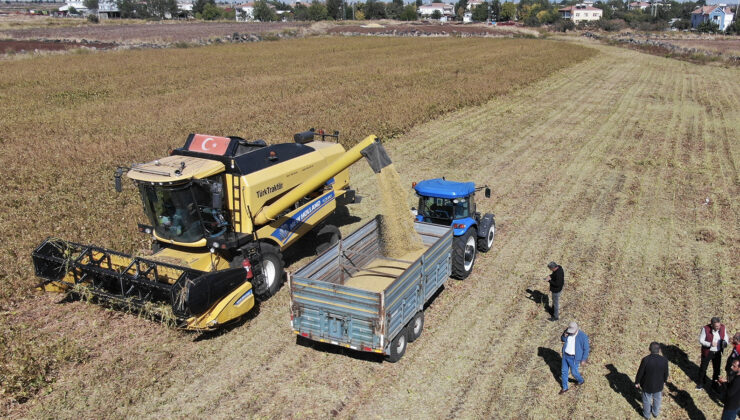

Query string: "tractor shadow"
[[661, 344, 723, 406], [604, 363, 642, 416], [525, 288, 550, 315]]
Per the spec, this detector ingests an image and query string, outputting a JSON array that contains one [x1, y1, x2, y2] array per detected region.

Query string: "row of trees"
[[79, 0, 739, 34]]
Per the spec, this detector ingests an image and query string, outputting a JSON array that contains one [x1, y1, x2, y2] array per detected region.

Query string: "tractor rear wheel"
[[452, 228, 477, 280]]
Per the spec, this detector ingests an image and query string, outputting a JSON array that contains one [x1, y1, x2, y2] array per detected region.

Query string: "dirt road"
[[25, 42, 739, 418]]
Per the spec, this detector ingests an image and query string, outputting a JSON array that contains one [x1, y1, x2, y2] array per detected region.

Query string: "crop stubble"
[[2, 37, 736, 420], [0, 37, 591, 415]]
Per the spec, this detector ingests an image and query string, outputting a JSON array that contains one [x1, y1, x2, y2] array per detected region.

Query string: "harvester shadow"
[[661, 344, 724, 406], [525, 288, 549, 315], [192, 302, 262, 342], [665, 381, 706, 420], [604, 363, 642, 416]]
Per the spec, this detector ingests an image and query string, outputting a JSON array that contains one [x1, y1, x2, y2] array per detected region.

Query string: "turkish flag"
[[189, 134, 231, 156]]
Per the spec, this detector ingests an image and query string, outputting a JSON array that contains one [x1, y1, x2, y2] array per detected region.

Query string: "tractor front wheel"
[[452, 228, 477, 280]]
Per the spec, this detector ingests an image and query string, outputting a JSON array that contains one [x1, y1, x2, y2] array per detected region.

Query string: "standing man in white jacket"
[[697, 316, 730, 390]]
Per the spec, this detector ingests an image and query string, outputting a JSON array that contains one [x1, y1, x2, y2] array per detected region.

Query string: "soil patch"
[[0, 39, 115, 53]]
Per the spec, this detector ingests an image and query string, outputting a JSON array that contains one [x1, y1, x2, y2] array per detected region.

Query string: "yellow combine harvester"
[[32, 129, 391, 330]]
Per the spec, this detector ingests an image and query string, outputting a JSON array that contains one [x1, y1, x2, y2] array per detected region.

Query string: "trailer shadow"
[[295, 335, 384, 363]]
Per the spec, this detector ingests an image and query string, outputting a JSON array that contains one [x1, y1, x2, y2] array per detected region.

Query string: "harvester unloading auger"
[[32, 130, 391, 330]]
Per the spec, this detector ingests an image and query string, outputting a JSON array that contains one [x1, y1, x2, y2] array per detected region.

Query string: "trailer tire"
[[407, 311, 424, 343], [386, 327, 408, 363], [477, 222, 495, 252], [452, 228, 477, 280], [315, 224, 341, 255], [255, 243, 285, 301]]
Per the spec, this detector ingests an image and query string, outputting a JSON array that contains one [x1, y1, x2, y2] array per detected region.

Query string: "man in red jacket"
[[727, 333, 740, 377], [697, 316, 729, 390]]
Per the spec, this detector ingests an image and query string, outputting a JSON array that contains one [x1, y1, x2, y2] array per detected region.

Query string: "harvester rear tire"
[[452, 228, 477, 280], [255, 243, 285, 301], [315, 224, 341, 255], [385, 327, 408, 363]]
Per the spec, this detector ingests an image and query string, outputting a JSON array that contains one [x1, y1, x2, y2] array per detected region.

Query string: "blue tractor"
[[413, 178, 495, 279]]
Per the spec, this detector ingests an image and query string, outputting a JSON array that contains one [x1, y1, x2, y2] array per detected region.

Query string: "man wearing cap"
[[697, 316, 729, 390], [545, 261, 564, 321], [560, 321, 589, 394], [635, 342, 669, 419]]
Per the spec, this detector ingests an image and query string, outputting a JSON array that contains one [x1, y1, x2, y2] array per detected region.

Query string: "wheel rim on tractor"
[[464, 235, 476, 271]]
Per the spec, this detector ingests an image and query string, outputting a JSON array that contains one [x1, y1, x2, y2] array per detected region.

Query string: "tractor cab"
[[413, 178, 489, 236], [413, 178, 496, 279]]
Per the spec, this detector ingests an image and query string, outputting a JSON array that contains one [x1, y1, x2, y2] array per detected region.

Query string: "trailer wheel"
[[255, 243, 285, 300], [477, 222, 495, 252], [452, 228, 477, 280], [407, 311, 424, 343], [386, 327, 408, 363], [315, 224, 341, 255]]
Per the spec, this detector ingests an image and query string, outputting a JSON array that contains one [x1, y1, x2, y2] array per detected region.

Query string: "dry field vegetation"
[[0, 36, 737, 418], [0, 36, 591, 415]]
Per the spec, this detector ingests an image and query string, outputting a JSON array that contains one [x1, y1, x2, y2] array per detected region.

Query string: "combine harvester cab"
[[32, 130, 392, 331]]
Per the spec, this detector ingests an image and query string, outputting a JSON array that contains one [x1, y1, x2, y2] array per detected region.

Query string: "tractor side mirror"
[[485, 187, 491, 198], [114, 168, 123, 193]]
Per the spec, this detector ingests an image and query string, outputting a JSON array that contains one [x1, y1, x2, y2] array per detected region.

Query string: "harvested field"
[[1, 36, 738, 418], [1, 21, 310, 43], [0, 36, 591, 415]]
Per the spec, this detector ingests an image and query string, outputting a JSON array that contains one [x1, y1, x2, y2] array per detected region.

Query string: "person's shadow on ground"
[[661, 344, 724, 406], [604, 363, 642, 416], [538, 346, 580, 387], [665, 381, 706, 420], [525, 288, 550, 315]]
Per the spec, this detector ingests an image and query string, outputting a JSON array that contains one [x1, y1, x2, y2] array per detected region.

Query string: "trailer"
[[288, 217, 453, 362]]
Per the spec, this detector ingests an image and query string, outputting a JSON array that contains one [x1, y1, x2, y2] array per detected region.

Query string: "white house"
[[628, 1, 650, 11], [691, 5, 734, 31], [558, 3, 603, 22], [236, 2, 256, 21], [418, 3, 455, 21]]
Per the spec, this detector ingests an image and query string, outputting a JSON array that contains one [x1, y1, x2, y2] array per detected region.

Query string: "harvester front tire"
[[407, 311, 424, 343], [386, 327, 408, 363], [255, 243, 285, 301], [477, 223, 495, 252], [452, 228, 477, 280], [315, 224, 341, 255]]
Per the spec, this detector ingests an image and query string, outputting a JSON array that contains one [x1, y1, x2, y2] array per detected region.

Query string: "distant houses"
[[690, 5, 735, 31], [417, 3, 455, 22], [558, 3, 603, 23], [627, 2, 650, 11]]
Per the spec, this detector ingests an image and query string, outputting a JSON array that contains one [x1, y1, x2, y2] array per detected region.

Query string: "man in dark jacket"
[[635, 342, 669, 419], [718, 359, 740, 420], [545, 261, 564, 321]]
